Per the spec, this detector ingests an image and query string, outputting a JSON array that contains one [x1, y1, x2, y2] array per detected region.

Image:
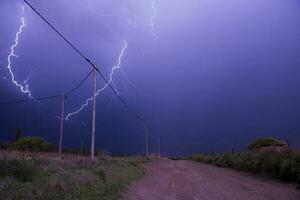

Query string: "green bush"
[[12, 136, 55, 152], [247, 137, 286, 150]]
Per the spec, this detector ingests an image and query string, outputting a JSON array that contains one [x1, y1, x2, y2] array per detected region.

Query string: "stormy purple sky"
[[1, 0, 300, 156]]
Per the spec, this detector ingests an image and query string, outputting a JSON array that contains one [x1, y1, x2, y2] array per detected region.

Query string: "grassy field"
[[0, 151, 146, 200], [188, 151, 300, 189]]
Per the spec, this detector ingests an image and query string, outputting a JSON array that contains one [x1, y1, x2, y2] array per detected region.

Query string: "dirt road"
[[123, 159, 300, 200]]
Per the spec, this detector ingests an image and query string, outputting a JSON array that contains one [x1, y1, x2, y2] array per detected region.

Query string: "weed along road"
[[123, 159, 300, 200]]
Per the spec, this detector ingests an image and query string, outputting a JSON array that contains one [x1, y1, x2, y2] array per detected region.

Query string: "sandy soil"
[[123, 159, 300, 200]]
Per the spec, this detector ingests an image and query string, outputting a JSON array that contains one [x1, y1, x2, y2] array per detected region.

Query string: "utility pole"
[[59, 94, 65, 158], [91, 68, 97, 161], [158, 135, 161, 158], [286, 138, 291, 151], [81, 139, 84, 155], [145, 123, 149, 157]]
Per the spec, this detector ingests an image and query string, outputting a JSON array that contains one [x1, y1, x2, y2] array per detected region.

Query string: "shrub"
[[12, 136, 55, 152], [190, 151, 300, 187], [247, 137, 286, 150]]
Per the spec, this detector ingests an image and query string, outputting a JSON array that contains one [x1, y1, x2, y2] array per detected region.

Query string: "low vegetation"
[[189, 151, 300, 188], [0, 153, 146, 200], [247, 137, 287, 150], [1, 129, 57, 153], [0, 134, 98, 155], [11, 136, 56, 152]]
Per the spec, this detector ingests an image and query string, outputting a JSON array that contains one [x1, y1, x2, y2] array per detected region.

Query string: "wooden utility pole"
[[59, 94, 65, 158], [286, 138, 291, 151], [91, 68, 97, 160], [145, 123, 149, 157], [158, 135, 161, 157], [81, 139, 84, 155]]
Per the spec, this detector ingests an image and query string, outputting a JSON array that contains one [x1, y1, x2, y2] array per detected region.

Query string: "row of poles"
[[21, 0, 152, 160], [58, 69, 150, 160]]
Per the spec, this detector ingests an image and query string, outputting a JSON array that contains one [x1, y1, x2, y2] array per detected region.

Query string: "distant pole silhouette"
[[158, 135, 161, 157], [286, 138, 291, 151], [59, 94, 65, 158], [15, 128, 22, 142], [145, 123, 149, 157], [91, 68, 97, 160]]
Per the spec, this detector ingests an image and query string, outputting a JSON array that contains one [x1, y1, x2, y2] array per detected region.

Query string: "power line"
[[95, 72, 145, 123], [0, 70, 94, 105], [23, 0, 99, 72], [0, 95, 61, 105], [65, 70, 93, 96], [23, 0, 145, 124]]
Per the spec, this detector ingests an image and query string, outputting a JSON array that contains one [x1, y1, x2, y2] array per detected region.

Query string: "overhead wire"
[[0, 95, 61, 105], [0, 70, 94, 105], [23, 0, 146, 123], [23, 0, 99, 72], [65, 70, 93, 96]]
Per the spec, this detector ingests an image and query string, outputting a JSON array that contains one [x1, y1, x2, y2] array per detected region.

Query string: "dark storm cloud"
[[1, 0, 300, 156]]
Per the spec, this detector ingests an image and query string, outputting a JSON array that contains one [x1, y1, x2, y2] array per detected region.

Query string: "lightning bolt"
[[22, 71, 32, 94], [54, 116, 87, 127], [150, 0, 159, 49], [6, 6, 33, 99], [87, 0, 122, 32], [87, 0, 121, 18], [66, 40, 128, 120], [134, 0, 159, 50]]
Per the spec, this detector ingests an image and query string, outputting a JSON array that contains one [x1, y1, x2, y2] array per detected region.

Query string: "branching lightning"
[[150, 0, 159, 49], [54, 116, 87, 126], [22, 71, 32, 94], [6, 6, 33, 98], [66, 41, 128, 120], [134, 0, 159, 50], [87, 0, 121, 18], [87, 0, 122, 30]]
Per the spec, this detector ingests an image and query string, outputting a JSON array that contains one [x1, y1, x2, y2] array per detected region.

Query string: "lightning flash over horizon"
[[6, 6, 33, 99], [65, 41, 128, 120]]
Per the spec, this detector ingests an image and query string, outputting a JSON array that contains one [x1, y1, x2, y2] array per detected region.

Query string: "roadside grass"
[[0, 153, 146, 200], [188, 151, 300, 189]]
